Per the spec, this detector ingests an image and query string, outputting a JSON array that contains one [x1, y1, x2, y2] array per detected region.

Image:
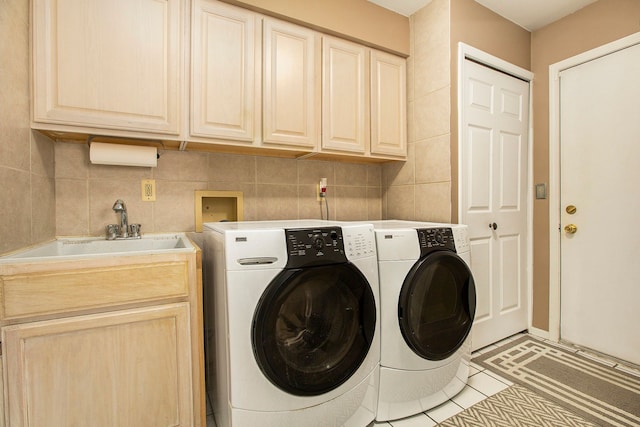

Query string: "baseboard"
[[528, 326, 550, 340]]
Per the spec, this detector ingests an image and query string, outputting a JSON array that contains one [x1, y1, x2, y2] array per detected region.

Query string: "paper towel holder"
[[87, 136, 163, 167]]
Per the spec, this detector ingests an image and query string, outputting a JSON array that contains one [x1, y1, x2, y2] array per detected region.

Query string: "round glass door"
[[398, 251, 476, 361], [253, 263, 376, 396]]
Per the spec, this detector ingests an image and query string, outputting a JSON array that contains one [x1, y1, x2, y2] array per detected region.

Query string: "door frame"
[[548, 32, 640, 342], [456, 43, 535, 335]]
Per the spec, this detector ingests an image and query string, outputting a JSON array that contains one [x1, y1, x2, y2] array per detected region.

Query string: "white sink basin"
[[0, 234, 194, 263]]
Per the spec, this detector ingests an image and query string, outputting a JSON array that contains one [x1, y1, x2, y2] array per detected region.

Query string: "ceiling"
[[367, 0, 598, 31]]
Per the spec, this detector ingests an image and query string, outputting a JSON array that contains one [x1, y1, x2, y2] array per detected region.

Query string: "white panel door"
[[460, 59, 529, 350], [560, 42, 640, 365]]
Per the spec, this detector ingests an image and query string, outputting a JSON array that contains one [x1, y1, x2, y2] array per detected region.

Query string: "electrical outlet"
[[141, 179, 156, 201], [317, 178, 327, 201]]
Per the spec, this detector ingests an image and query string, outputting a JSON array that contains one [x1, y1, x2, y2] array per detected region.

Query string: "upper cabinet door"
[[32, 0, 183, 134], [262, 18, 319, 149], [370, 50, 407, 157], [191, 0, 260, 142], [322, 37, 368, 154]]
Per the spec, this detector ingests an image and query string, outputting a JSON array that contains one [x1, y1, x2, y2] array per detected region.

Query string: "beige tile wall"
[[55, 142, 383, 236], [0, 1, 56, 255], [383, 0, 452, 223]]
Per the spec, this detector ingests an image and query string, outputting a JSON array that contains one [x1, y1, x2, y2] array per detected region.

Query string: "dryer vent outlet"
[[194, 190, 244, 232]]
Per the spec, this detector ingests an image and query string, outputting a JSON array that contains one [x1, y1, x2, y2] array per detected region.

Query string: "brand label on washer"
[[235, 236, 247, 242]]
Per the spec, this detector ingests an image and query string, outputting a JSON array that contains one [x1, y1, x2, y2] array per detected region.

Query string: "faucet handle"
[[106, 224, 119, 240], [129, 224, 142, 238]]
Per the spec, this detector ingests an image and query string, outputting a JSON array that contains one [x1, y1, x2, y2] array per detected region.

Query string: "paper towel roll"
[[89, 142, 158, 167]]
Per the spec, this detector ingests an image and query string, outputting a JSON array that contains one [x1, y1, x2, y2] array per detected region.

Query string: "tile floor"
[[370, 334, 520, 427], [205, 332, 640, 427], [373, 332, 640, 426]]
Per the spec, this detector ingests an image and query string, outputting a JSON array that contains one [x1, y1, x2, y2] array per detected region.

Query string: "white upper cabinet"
[[321, 39, 407, 160], [31, 0, 405, 161], [321, 36, 368, 154], [191, 0, 260, 142], [190, 9, 319, 152], [262, 18, 320, 150], [370, 50, 407, 158], [31, 0, 184, 135]]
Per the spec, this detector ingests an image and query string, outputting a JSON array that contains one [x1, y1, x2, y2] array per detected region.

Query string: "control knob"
[[312, 235, 325, 251]]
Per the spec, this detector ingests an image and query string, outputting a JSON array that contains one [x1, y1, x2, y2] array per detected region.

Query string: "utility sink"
[[0, 234, 194, 263]]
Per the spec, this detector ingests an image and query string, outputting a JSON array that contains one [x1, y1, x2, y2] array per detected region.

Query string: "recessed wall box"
[[195, 191, 243, 232]]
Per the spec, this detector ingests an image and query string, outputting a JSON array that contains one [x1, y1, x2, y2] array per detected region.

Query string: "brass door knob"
[[564, 224, 578, 234]]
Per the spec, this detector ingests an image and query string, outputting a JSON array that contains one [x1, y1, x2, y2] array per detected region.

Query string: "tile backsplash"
[[55, 142, 384, 236], [0, 1, 56, 255]]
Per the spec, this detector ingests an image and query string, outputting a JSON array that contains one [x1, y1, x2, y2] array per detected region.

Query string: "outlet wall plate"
[[142, 179, 156, 201]]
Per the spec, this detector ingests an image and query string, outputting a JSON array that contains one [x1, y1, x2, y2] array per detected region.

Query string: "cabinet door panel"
[[2, 304, 193, 427], [263, 18, 319, 149], [191, 0, 259, 141], [371, 50, 407, 157], [32, 0, 182, 134], [322, 37, 368, 154]]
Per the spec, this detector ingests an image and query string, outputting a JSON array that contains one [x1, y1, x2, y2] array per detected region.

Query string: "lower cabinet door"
[[2, 303, 193, 427]]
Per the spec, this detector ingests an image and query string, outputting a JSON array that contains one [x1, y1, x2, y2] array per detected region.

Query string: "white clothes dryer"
[[371, 221, 476, 421], [203, 220, 380, 427]]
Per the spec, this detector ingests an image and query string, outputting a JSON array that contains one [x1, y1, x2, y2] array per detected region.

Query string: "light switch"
[[535, 183, 547, 200]]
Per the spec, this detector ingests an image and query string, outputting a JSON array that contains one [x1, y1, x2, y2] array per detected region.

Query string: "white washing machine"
[[203, 220, 380, 427], [371, 220, 476, 421]]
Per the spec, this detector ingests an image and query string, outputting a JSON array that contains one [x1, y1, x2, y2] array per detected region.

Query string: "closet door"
[[460, 58, 530, 350]]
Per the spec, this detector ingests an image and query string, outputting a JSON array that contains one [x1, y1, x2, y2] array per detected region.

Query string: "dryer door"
[[252, 263, 376, 396], [398, 251, 476, 361]]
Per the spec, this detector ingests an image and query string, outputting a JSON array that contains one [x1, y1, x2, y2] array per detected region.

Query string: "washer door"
[[252, 263, 376, 396], [398, 251, 476, 361]]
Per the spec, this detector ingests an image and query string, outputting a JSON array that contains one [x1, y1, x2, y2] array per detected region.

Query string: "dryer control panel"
[[285, 227, 347, 268], [417, 227, 456, 256]]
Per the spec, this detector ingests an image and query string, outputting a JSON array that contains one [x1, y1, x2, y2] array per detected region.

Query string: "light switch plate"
[[535, 183, 547, 199]]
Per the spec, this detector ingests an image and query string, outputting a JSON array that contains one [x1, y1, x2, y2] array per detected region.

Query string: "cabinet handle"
[[489, 222, 497, 230]]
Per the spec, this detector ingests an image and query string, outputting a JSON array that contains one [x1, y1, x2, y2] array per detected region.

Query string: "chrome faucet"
[[112, 199, 129, 238]]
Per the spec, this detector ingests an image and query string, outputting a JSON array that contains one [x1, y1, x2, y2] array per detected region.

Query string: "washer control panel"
[[285, 227, 347, 268], [343, 227, 376, 259], [417, 227, 456, 256]]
